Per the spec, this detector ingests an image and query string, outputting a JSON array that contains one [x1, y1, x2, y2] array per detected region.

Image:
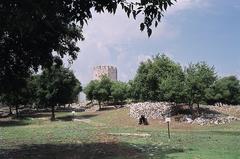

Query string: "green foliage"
[[184, 62, 217, 106], [0, 77, 32, 117], [84, 80, 99, 102], [130, 54, 185, 103], [25, 75, 39, 106], [0, 88, 29, 108], [96, 76, 113, 103], [84, 76, 129, 107], [0, 65, 82, 118], [35, 66, 82, 107], [111, 81, 129, 103], [84, 76, 113, 108], [206, 76, 240, 105], [33, 65, 81, 119]]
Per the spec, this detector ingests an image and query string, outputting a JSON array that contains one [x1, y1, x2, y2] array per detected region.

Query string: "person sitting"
[[139, 115, 149, 125]]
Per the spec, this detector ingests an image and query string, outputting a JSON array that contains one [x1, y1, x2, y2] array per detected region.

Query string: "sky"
[[65, 0, 240, 85]]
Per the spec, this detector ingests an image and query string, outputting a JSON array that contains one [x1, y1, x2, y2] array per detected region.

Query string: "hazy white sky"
[[65, 0, 240, 85]]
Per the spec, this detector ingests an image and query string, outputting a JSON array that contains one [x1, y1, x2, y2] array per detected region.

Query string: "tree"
[[35, 65, 82, 120], [184, 62, 217, 110], [0, 0, 175, 94], [129, 62, 153, 101], [130, 54, 185, 103], [0, 84, 30, 117], [128, 80, 141, 101], [0, 95, 12, 115], [84, 77, 129, 108], [160, 69, 185, 104], [111, 81, 128, 104], [0, 74, 32, 117], [93, 76, 113, 109], [25, 75, 40, 109], [84, 80, 99, 103], [205, 76, 240, 105]]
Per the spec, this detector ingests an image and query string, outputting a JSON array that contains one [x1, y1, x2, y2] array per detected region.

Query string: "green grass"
[[1, 108, 240, 159]]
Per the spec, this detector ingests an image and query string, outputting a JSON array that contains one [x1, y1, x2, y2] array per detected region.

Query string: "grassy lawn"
[[1, 108, 240, 159]]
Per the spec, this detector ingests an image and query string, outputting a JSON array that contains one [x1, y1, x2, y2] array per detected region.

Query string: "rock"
[[182, 115, 193, 123], [108, 133, 151, 137], [191, 115, 239, 126], [214, 120, 220, 125], [73, 118, 91, 123], [149, 153, 154, 157], [126, 102, 174, 120], [186, 117, 193, 123]]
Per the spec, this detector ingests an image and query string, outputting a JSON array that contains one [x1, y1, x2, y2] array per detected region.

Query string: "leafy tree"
[[84, 80, 99, 103], [0, 94, 12, 115], [85, 76, 130, 109], [0, 75, 32, 117], [128, 80, 140, 101], [130, 54, 185, 103], [184, 62, 217, 110], [25, 75, 40, 109], [0, 85, 30, 117], [35, 65, 82, 120], [93, 76, 113, 109], [0, 0, 175, 94], [205, 76, 240, 105], [160, 69, 185, 104], [129, 62, 153, 101], [0, 93, 15, 116], [111, 81, 128, 104]]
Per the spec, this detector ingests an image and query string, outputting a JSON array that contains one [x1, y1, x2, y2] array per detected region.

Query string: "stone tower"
[[93, 65, 117, 81]]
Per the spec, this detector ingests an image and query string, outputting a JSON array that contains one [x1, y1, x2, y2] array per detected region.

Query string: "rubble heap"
[[127, 102, 174, 120], [127, 102, 240, 125], [182, 114, 239, 126]]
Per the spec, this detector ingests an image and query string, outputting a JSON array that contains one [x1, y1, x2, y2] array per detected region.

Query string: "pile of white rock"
[[127, 102, 174, 120], [182, 114, 239, 125], [127, 102, 240, 125]]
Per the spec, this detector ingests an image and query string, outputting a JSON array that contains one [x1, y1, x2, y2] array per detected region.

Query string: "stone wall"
[[126, 102, 174, 120]]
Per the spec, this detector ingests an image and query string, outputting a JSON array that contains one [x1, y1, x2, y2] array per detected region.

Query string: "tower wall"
[[93, 65, 117, 81]]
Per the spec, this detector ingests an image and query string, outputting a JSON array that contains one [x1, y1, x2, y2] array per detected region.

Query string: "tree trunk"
[[51, 105, 55, 120], [15, 105, 19, 118], [9, 105, 13, 115], [197, 103, 200, 117], [188, 102, 194, 117], [98, 101, 101, 110]]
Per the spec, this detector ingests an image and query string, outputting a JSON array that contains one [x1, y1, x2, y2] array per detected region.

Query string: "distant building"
[[93, 65, 117, 81]]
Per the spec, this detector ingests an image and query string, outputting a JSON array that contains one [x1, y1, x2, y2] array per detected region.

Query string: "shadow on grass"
[[98, 106, 118, 111], [0, 142, 186, 159], [0, 120, 30, 127], [19, 113, 52, 119], [57, 114, 98, 121], [55, 107, 86, 113], [0, 107, 85, 119]]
